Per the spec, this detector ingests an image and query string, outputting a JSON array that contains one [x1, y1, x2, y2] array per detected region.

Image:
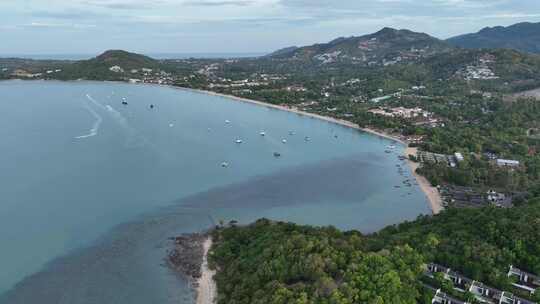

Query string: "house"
[[498, 291, 536, 304], [109, 66, 124, 73], [508, 265, 540, 294], [496, 159, 520, 168], [432, 289, 470, 304], [469, 281, 503, 303], [10, 69, 32, 77], [426, 263, 471, 291]]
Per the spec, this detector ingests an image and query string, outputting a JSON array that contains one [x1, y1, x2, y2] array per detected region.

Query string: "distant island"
[[2, 23, 540, 304]]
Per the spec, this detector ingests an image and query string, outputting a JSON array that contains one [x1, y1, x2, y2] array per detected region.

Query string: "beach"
[[197, 237, 216, 304], [178, 87, 406, 145], [178, 86, 444, 214], [404, 147, 444, 214]]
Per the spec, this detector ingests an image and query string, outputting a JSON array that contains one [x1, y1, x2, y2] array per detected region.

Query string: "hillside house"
[[109, 65, 124, 73], [508, 265, 540, 294], [432, 289, 470, 304]]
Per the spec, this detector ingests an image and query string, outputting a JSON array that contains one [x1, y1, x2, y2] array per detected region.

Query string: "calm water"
[[0, 80, 429, 303]]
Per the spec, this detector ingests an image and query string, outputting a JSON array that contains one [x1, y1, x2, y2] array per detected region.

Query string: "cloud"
[[78, 0, 157, 10], [31, 10, 105, 20], [26, 22, 97, 29], [183, 0, 255, 6]]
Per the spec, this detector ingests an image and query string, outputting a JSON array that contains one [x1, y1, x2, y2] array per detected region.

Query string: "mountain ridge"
[[447, 22, 540, 54], [268, 27, 454, 65]]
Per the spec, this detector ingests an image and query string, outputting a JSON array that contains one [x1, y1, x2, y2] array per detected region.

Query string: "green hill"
[[56, 50, 162, 80], [447, 22, 540, 54], [209, 199, 540, 303], [269, 27, 454, 65]]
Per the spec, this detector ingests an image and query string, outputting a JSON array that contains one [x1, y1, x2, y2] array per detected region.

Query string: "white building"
[[496, 159, 520, 168], [109, 66, 124, 73], [454, 152, 464, 162]]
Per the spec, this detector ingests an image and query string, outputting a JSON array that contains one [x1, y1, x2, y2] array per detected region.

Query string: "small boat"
[[260, 131, 266, 136], [169, 123, 174, 128], [282, 139, 287, 143], [149, 104, 155, 109], [121, 101, 128, 105], [304, 136, 310, 141], [385, 150, 392, 154], [235, 139, 243, 144], [225, 120, 231, 124], [289, 131, 295, 136], [273, 152, 281, 157], [387, 145, 396, 149], [221, 162, 229, 168]]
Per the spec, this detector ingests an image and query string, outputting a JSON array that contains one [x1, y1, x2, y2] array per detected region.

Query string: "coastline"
[[176, 87, 406, 145], [196, 237, 216, 304], [2, 79, 442, 214], [404, 147, 444, 215], [176, 86, 443, 214]]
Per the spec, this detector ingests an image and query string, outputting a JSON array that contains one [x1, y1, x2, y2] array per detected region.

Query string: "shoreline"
[[404, 147, 444, 215], [196, 236, 216, 304], [176, 86, 444, 214], [2, 79, 442, 214], [176, 87, 407, 145]]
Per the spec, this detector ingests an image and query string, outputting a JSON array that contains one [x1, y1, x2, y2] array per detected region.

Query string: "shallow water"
[[0, 80, 429, 303]]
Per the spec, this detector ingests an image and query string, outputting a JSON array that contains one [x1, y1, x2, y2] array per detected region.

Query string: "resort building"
[[508, 265, 540, 295], [432, 289, 469, 304], [496, 159, 520, 168], [426, 263, 537, 304]]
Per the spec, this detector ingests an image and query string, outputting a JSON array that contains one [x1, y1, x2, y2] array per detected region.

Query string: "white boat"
[[225, 120, 231, 124], [235, 139, 243, 144], [221, 162, 229, 168], [169, 123, 174, 127], [282, 139, 287, 143], [387, 145, 396, 149], [289, 131, 295, 136], [260, 131, 266, 136]]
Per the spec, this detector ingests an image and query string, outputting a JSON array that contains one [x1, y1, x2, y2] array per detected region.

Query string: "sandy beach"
[[178, 87, 406, 145], [404, 147, 444, 214], [196, 237, 216, 304], [177, 87, 446, 214]]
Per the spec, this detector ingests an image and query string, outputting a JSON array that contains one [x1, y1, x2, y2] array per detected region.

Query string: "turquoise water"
[[0, 80, 429, 303]]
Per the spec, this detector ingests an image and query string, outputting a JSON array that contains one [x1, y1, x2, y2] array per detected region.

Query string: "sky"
[[1, 0, 540, 56]]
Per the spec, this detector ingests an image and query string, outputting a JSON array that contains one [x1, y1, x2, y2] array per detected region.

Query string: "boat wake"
[[75, 96, 103, 139]]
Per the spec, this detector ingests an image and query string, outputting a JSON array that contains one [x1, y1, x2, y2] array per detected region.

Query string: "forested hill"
[[209, 199, 540, 304], [268, 27, 453, 64], [447, 22, 540, 54], [54, 50, 165, 80]]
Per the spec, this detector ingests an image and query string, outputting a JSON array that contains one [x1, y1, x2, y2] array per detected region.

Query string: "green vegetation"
[[209, 199, 540, 303], [447, 22, 540, 54], [55, 50, 165, 80]]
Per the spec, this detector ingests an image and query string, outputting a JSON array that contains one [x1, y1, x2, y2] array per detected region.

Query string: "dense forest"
[[209, 199, 540, 304]]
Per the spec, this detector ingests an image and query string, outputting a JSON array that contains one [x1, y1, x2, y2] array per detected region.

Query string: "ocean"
[[0, 80, 429, 303]]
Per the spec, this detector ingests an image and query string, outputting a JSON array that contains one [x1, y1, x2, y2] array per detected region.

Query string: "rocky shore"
[[167, 233, 207, 286]]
